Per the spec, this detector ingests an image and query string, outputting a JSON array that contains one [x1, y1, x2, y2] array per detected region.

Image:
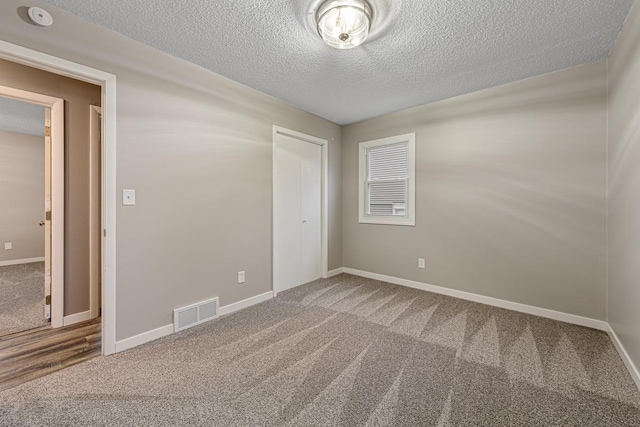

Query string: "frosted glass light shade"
[[316, 0, 372, 49]]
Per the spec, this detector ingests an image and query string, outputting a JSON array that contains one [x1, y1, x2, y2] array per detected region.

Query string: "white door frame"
[[0, 40, 118, 355], [272, 125, 328, 296], [0, 85, 64, 328]]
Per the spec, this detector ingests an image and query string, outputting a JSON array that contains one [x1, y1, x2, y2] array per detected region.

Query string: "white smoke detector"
[[27, 7, 53, 27]]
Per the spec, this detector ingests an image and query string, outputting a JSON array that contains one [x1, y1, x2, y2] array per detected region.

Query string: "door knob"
[[302, 219, 307, 224], [39, 221, 45, 226]]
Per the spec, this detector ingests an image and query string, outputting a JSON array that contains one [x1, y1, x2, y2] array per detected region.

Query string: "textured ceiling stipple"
[[41, 0, 635, 125], [0, 97, 45, 136]]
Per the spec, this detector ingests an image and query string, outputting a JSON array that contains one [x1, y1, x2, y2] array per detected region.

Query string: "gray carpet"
[[0, 262, 46, 337], [1, 273, 639, 426]]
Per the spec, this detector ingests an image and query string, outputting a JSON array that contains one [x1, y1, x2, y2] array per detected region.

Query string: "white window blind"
[[358, 133, 416, 226], [366, 144, 408, 216]]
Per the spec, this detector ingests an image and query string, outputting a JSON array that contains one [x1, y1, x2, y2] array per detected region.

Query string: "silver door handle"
[[302, 220, 307, 224], [39, 221, 45, 226]]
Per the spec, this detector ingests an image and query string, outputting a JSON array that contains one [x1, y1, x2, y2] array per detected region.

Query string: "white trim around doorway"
[[0, 40, 118, 355]]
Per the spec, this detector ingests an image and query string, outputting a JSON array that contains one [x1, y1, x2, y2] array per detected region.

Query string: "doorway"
[[0, 88, 64, 335], [273, 126, 328, 294], [0, 40, 117, 355]]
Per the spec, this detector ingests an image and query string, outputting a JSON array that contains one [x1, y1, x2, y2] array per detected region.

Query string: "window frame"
[[358, 133, 416, 226]]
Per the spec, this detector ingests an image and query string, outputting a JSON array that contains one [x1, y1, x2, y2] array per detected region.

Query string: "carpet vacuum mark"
[[1, 274, 639, 426]]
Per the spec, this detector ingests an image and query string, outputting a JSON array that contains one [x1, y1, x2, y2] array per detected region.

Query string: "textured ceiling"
[[0, 97, 44, 137], [41, 0, 635, 125]]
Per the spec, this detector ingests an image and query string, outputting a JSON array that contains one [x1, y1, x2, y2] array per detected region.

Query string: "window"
[[359, 133, 415, 226]]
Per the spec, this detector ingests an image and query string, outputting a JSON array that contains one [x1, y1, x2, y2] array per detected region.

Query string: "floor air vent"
[[173, 297, 219, 332]]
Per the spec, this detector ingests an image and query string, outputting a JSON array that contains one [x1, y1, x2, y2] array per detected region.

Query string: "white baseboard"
[[342, 268, 607, 331], [0, 257, 45, 267], [113, 291, 274, 354], [607, 324, 640, 391], [63, 310, 93, 326], [331, 268, 638, 392], [115, 324, 174, 353], [219, 291, 274, 316], [325, 268, 344, 278]]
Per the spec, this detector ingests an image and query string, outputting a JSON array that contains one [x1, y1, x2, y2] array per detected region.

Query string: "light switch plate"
[[238, 271, 245, 284], [122, 189, 136, 206], [4, 242, 12, 250], [418, 258, 426, 269]]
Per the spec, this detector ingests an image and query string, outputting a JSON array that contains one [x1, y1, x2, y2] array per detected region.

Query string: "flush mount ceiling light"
[[316, 0, 373, 49]]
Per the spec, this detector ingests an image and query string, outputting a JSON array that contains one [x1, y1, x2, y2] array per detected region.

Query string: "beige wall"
[[0, 0, 342, 341], [0, 58, 101, 316], [0, 130, 44, 262], [608, 1, 640, 374], [343, 61, 607, 320]]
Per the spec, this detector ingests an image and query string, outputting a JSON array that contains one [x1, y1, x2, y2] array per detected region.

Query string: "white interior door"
[[274, 133, 322, 293], [299, 141, 322, 284], [274, 134, 302, 292]]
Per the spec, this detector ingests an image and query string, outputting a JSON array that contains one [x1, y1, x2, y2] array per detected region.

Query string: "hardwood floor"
[[0, 317, 101, 392]]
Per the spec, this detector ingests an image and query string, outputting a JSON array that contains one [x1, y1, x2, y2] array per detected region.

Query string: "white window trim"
[[358, 133, 416, 226]]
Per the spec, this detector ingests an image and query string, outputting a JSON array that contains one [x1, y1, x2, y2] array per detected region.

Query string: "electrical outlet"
[[4, 242, 12, 250], [238, 271, 245, 284], [122, 189, 136, 206], [418, 258, 425, 269]]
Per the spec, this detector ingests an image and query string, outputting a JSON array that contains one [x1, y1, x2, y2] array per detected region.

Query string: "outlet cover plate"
[[122, 189, 136, 206]]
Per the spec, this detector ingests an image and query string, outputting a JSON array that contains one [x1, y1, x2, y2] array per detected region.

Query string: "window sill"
[[359, 217, 415, 226]]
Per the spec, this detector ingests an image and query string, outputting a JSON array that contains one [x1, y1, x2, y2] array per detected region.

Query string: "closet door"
[[299, 142, 322, 284], [274, 132, 322, 293], [274, 134, 302, 292]]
